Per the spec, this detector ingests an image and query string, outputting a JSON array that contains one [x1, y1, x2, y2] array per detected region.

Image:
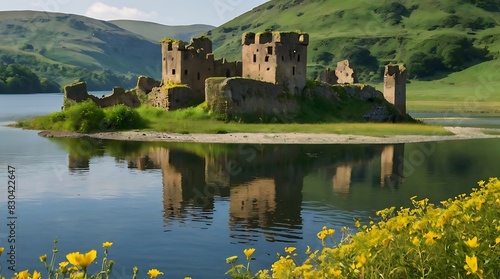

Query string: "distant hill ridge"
[[0, 11, 211, 91]]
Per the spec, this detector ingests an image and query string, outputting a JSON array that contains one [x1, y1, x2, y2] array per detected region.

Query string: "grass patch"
[[17, 100, 146, 133], [17, 100, 450, 137]]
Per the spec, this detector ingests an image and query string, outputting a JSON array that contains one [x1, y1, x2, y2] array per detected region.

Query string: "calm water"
[[1, 94, 500, 278]]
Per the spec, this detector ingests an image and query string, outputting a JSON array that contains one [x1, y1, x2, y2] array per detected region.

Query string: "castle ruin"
[[161, 37, 242, 96], [383, 64, 407, 116], [242, 32, 309, 94], [322, 59, 359, 85]]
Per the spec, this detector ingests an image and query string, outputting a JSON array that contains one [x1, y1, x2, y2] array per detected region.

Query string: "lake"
[[0, 94, 499, 278]]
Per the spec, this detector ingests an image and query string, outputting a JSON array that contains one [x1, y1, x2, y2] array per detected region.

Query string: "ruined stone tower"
[[383, 64, 407, 116], [161, 37, 241, 97], [242, 31, 309, 94]]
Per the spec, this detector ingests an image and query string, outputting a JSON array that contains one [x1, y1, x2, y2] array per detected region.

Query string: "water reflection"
[[52, 138, 406, 242]]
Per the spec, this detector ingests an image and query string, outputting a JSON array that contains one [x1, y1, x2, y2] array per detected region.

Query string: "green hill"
[[0, 11, 164, 91], [109, 20, 214, 42], [207, 0, 500, 83]]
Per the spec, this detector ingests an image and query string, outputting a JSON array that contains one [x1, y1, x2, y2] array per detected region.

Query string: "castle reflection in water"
[[65, 141, 404, 242]]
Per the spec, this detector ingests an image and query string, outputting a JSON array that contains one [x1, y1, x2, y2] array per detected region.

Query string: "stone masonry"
[[161, 37, 242, 98], [242, 31, 309, 94], [322, 60, 358, 85], [383, 64, 407, 116]]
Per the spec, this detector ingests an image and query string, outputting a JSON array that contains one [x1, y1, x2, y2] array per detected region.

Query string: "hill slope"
[[109, 20, 214, 42], [207, 0, 500, 82], [0, 11, 163, 90]]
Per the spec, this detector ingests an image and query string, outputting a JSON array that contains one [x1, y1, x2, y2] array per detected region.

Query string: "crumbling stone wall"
[[242, 31, 309, 95], [137, 76, 161, 94], [322, 60, 358, 85], [383, 64, 407, 115], [206, 77, 300, 121], [147, 85, 201, 111], [63, 82, 140, 109]]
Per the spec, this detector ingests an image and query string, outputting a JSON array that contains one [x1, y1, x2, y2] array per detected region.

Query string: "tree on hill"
[[0, 64, 60, 94]]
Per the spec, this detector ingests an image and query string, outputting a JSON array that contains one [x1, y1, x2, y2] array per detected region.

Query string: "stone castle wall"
[[242, 32, 309, 94], [205, 77, 300, 121], [64, 82, 140, 109]]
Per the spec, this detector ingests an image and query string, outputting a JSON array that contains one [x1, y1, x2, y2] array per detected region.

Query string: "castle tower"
[[161, 37, 215, 95], [242, 31, 309, 94], [383, 64, 407, 116]]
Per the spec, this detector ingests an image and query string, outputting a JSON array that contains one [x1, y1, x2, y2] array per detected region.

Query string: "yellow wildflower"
[[353, 253, 367, 269], [329, 268, 342, 277], [147, 269, 164, 278], [59, 261, 70, 269], [39, 254, 47, 262], [0, 247, 4, 256], [70, 272, 84, 279], [411, 236, 420, 246], [33, 270, 41, 279], [464, 236, 480, 248], [464, 255, 478, 275], [244, 248, 256, 261], [184, 277, 192, 279], [284, 247, 296, 254], [423, 231, 442, 245], [66, 250, 97, 269], [15, 270, 30, 279], [102, 242, 113, 248], [496, 237, 500, 244], [226, 255, 238, 264]]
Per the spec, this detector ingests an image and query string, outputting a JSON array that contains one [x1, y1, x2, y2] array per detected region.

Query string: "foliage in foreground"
[[227, 178, 500, 278], [0, 242, 189, 279], [17, 100, 145, 133]]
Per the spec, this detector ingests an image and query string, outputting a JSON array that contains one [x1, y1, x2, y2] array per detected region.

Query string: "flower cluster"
[[0, 241, 168, 279], [227, 177, 500, 278]]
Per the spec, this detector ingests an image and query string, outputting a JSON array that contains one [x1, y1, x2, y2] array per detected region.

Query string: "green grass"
[[129, 104, 452, 136], [17, 101, 451, 137]]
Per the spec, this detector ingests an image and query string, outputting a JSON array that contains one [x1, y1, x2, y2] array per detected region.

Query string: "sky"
[[0, 0, 269, 26]]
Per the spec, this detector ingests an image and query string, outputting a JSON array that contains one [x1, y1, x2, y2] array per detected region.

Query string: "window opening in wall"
[[185, 69, 188, 75], [226, 69, 230, 77], [267, 67, 270, 71], [253, 54, 257, 63], [267, 46, 273, 55], [282, 56, 284, 62], [298, 54, 301, 62], [293, 67, 296, 75], [265, 56, 269, 62], [197, 72, 201, 80], [172, 69, 176, 75]]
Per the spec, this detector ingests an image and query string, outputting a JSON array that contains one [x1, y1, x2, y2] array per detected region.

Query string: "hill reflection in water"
[[55, 138, 405, 243]]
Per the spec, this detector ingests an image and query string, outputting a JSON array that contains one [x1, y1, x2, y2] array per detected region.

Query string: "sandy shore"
[[37, 126, 500, 144]]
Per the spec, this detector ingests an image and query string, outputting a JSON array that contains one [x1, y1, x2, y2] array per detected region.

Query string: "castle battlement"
[[242, 32, 309, 46]]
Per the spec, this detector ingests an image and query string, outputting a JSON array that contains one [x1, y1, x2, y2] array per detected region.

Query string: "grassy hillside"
[[207, 0, 500, 84], [0, 11, 163, 90], [110, 20, 214, 42]]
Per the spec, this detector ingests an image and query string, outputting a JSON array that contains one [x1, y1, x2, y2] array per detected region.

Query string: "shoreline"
[[37, 126, 500, 144]]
